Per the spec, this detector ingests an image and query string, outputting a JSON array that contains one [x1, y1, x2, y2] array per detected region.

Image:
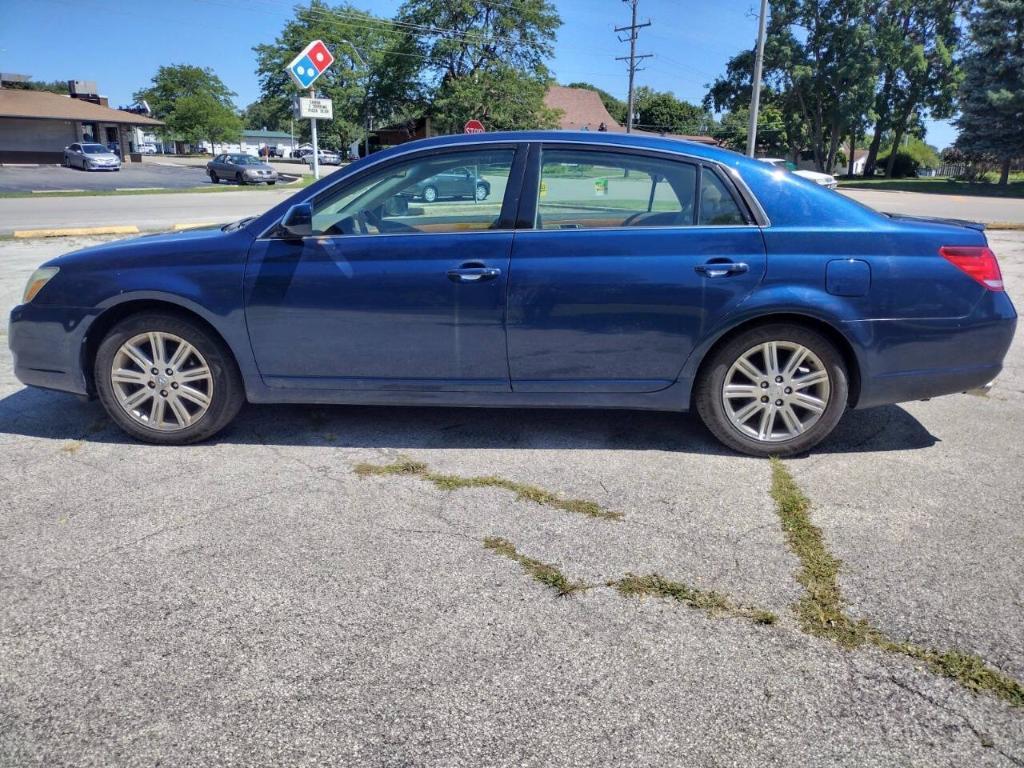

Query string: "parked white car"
[[760, 158, 838, 189], [139, 144, 158, 155]]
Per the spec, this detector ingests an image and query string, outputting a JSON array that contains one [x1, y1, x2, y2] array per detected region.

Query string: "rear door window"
[[535, 149, 695, 230]]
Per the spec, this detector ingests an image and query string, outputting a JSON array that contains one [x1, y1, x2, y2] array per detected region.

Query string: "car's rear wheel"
[[475, 183, 488, 201], [94, 312, 244, 445], [422, 185, 438, 203], [209, 171, 219, 183], [695, 324, 848, 457]]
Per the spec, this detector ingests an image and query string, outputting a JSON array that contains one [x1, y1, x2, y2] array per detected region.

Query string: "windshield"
[[82, 144, 109, 154], [229, 155, 262, 165]]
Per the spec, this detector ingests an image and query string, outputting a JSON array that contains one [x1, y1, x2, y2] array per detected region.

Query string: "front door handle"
[[447, 266, 502, 283], [694, 262, 749, 278]]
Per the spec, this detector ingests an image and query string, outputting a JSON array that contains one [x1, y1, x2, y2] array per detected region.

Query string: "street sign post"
[[286, 40, 335, 179], [464, 119, 485, 134]]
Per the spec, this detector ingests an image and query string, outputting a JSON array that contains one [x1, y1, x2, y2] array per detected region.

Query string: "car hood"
[[45, 225, 239, 269]]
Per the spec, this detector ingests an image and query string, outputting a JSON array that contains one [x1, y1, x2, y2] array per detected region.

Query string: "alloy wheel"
[[721, 340, 831, 442], [110, 331, 214, 431]]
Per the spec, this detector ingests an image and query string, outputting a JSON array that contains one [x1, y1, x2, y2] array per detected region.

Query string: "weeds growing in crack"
[[611, 573, 777, 625], [484, 540, 777, 625], [484, 537, 590, 596], [769, 457, 1024, 708], [354, 458, 621, 521]]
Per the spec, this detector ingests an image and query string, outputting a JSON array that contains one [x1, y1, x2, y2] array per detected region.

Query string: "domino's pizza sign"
[[287, 40, 335, 89]]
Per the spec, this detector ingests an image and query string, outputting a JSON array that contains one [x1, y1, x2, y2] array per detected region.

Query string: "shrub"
[[876, 151, 920, 178]]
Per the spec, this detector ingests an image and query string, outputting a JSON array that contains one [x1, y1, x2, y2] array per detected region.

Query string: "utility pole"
[[615, 0, 652, 133], [746, 0, 769, 157]]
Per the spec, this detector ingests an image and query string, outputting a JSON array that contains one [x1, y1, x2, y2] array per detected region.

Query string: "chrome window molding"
[[258, 136, 771, 239]]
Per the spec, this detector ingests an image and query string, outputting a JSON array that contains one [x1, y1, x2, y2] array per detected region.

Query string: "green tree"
[[253, 1, 423, 150], [713, 105, 791, 156], [862, 0, 964, 178], [955, 0, 1024, 185], [397, 0, 562, 132], [632, 87, 714, 135], [242, 98, 287, 131], [165, 92, 242, 150], [133, 64, 237, 119], [5, 79, 68, 94], [565, 81, 627, 124], [134, 64, 240, 146]]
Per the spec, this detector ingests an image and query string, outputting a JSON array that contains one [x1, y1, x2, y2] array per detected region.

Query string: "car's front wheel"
[[94, 312, 244, 445], [695, 324, 848, 457], [475, 183, 488, 201]]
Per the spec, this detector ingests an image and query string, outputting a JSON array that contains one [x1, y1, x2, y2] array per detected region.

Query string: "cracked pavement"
[[1, 232, 1023, 766]]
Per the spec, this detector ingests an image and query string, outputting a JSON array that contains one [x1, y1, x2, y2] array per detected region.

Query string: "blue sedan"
[[8, 132, 1017, 456]]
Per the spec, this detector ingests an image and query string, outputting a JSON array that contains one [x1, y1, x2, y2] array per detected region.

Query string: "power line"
[[614, 0, 653, 133]]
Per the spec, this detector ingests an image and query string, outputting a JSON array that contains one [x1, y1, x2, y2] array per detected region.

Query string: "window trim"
[[262, 142, 528, 241], [517, 142, 764, 233]]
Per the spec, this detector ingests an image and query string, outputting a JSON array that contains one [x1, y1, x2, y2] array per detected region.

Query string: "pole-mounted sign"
[[464, 119, 485, 134], [287, 40, 335, 89], [286, 40, 334, 179]]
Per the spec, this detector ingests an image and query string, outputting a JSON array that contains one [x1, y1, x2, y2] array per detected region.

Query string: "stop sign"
[[464, 119, 485, 134]]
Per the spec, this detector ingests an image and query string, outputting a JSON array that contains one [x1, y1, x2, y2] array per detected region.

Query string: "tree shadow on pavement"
[[0, 386, 938, 455]]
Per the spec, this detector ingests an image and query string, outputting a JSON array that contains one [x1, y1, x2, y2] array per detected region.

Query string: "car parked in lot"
[[206, 154, 278, 185], [403, 166, 491, 202], [139, 143, 158, 155], [760, 157, 838, 189], [10, 131, 1016, 455], [62, 143, 121, 171], [304, 149, 342, 166]]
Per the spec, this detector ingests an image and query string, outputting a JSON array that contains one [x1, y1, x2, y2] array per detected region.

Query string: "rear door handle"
[[447, 266, 502, 283], [694, 262, 749, 278]]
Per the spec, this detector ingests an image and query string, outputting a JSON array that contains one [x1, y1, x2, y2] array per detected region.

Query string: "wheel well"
[[81, 300, 238, 395], [691, 313, 862, 408]]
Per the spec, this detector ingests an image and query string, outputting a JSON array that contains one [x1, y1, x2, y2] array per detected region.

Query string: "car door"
[[244, 143, 525, 392], [506, 144, 767, 393]]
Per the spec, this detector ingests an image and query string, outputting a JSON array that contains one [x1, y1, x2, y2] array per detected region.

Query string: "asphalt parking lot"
[[0, 161, 300, 194], [1, 232, 1023, 765]]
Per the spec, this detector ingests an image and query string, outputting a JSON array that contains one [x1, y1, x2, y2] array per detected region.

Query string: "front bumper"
[[9, 303, 97, 396]]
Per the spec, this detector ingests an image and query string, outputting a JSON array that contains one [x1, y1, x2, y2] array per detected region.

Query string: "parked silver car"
[[304, 149, 342, 167], [206, 154, 279, 185], [63, 142, 121, 171]]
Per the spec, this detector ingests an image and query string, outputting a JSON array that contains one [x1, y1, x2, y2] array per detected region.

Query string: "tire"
[[475, 183, 488, 201], [422, 185, 438, 203], [94, 312, 244, 445], [236, 172, 246, 185], [209, 171, 219, 183], [694, 323, 848, 457], [267, 181, 276, 185]]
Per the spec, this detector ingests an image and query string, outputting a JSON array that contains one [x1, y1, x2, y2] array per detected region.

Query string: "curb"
[[13, 225, 140, 239]]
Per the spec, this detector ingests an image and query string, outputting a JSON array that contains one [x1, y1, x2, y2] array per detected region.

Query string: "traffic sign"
[[287, 40, 335, 89], [297, 97, 333, 119], [464, 119, 485, 134]]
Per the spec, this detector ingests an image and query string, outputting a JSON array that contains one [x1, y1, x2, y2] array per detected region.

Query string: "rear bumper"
[[852, 291, 1017, 409], [8, 303, 96, 396]]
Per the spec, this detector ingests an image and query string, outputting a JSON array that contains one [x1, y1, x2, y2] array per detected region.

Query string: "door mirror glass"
[[280, 203, 313, 239]]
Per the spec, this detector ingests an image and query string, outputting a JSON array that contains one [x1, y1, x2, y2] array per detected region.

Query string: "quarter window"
[[307, 149, 515, 236], [699, 170, 747, 226], [535, 149, 696, 230]]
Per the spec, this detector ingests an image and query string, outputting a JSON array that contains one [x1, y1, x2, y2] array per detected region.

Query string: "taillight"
[[939, 246, 1004, 291]]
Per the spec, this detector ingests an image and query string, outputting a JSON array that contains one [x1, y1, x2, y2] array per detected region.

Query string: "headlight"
[[22, 266, 60, 303]]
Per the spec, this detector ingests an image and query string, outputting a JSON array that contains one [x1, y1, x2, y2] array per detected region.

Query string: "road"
[[2, 180, 1022, 235], [0, 232, 1022, 765]]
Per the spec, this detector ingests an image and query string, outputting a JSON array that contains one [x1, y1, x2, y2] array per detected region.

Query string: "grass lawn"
[[838, 176, 1024, 199]]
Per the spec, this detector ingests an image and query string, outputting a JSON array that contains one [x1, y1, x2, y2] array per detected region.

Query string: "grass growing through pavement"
[[769, 457, 1024, 708], [483, 537, 589, 596], [610, 574, 777, 625], [354, 457, 622, 521]]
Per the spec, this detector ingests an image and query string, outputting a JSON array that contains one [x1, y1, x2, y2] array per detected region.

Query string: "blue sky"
[[1, 0, 955, 148]]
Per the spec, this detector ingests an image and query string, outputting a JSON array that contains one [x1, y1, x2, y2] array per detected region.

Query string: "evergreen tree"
[[955, 0, 1024, 185]]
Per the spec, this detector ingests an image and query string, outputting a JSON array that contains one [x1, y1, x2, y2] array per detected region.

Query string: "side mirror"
[[280, 203, 313, 239]]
